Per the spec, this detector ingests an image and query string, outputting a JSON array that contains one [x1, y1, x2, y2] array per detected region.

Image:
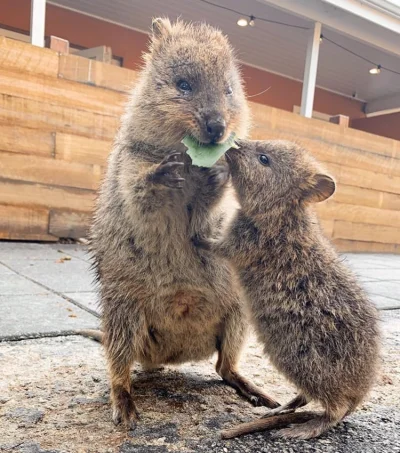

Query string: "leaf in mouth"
[[182, 133, 239, 168]]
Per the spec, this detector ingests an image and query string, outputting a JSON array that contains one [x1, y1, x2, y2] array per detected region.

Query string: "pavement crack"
[[0, 330, 88, 342], [0, 259, 100, 319]]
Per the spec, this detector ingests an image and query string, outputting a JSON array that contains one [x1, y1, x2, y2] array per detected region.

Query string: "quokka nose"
[[206, 118, 226, 142]]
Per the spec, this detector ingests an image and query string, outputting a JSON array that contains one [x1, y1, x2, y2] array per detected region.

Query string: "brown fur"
[[221, 411, 317, 439], [77, 329, 103, 343], [89, 19, 278, 427], [199, 139, 380, 440]]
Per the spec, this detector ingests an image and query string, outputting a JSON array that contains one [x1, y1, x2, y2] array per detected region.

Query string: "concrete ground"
[[0, 242, 399, 453]]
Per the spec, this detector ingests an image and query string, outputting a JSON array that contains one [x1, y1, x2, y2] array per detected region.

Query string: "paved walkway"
[[0, 242, 399, 452], [0, 243, 399, 340]]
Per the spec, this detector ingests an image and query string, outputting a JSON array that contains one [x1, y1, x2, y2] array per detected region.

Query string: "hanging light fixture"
[[237, 17, 248, 27], [249, 15, 255, 27], [320, 34, 323, 42], [369, 65, 381, 75]]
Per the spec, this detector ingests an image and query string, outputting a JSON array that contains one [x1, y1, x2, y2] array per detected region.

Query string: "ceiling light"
[[249, 16, 255, 27], [237, 18, 248, 27], [320, 34, 323, 42], [369, 65, 381, 75]]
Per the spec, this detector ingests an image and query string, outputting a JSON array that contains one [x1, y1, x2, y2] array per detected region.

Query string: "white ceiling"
[[49, 0, 400, 103]]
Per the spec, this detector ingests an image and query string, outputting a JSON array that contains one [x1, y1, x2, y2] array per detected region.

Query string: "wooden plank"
[[329, 115, 349, 127], [382, 191, 400, 211], [325, 162, 400, 195], [333, 239, 400, 254], [0, 180, 95, 212], [250, 102, 400, 159], [49, 210, 91, 239], [248, 128, 400, 178], [333, 220, 400, 245], [0, 124, 54, 157], [316, 201, 400, 228], [0, 152, 102, 191], [0, 36, 59, 78], [55, 133, 111, 166], [0, 95, 119, 141], [75, 46, 112, 63], [316, 143, 400, 178], [0, 204, 54, 240], [0, 232, 57, 241], [58, 55, 92, 87], [59, 54, 138, 93], [0, 67, 126, 117], [326, 184, 400, 211], [318, 219, 334, 238], [47, 35, 70, 54], [333, 184, 381, 208], [91, 59, 138, 93]]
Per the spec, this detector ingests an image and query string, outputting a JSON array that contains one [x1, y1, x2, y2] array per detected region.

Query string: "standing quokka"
[[197, 139, 380, 440], [89, 19, 279, 427]]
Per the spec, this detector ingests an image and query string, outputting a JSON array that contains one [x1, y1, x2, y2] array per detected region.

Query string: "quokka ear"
[[303, 174, 336, 203], [151, 17, 173, 40]]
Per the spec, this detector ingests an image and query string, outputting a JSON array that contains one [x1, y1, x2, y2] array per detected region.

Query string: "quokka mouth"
[[226, 146, 244, 159], [186, 134, 228, 147]]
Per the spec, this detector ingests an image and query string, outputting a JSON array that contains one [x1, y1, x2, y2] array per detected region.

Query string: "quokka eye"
[[258, 154, 270, 166], [177, 80, 192, 93]]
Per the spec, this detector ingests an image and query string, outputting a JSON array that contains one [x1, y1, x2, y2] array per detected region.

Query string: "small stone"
[[381, 374, 393, 385], [253, 406, 267, 416], [6, 407, 44, 425]]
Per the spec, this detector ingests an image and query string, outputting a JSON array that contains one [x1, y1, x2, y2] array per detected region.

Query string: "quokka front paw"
[[150, 152, 185, 189], [202, 164, 230, 189]]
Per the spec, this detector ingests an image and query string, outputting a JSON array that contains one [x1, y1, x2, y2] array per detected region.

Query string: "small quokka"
[[197, 139, 380, 440]]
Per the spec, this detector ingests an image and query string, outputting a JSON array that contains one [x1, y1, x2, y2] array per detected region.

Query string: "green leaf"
[[182, 133, 239, 168]]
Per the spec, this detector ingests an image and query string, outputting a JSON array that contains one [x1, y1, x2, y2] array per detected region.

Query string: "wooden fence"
[[1, 37, 399, 252]]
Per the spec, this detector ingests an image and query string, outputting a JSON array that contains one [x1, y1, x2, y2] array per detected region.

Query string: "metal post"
[[300, 22, 322, 118], [30, 0, 46, 47]]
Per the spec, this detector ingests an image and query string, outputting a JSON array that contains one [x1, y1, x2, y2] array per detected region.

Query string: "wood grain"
[[250, 102, 400, 159], [55, 133, 111, 166], [316, 201, 400, 228], [0, 125, 54, 157], [0, 204, 56, 241], [325, 162, 400, 195], [0, 67, 126, 117], [0, 94, 119, 140], [333, 239, 400, 254], [0, 36, 59, 78], [1, 37, 399, 249], [333, 220, 400, 245], [0, 180, 95, 212], [59, 54, 138, 93], [49, 210, 91, 239], [0, 152, 102, 191]]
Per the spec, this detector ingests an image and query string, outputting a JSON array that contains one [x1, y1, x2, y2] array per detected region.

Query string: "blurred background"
[[1, 0, 400, 253]]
